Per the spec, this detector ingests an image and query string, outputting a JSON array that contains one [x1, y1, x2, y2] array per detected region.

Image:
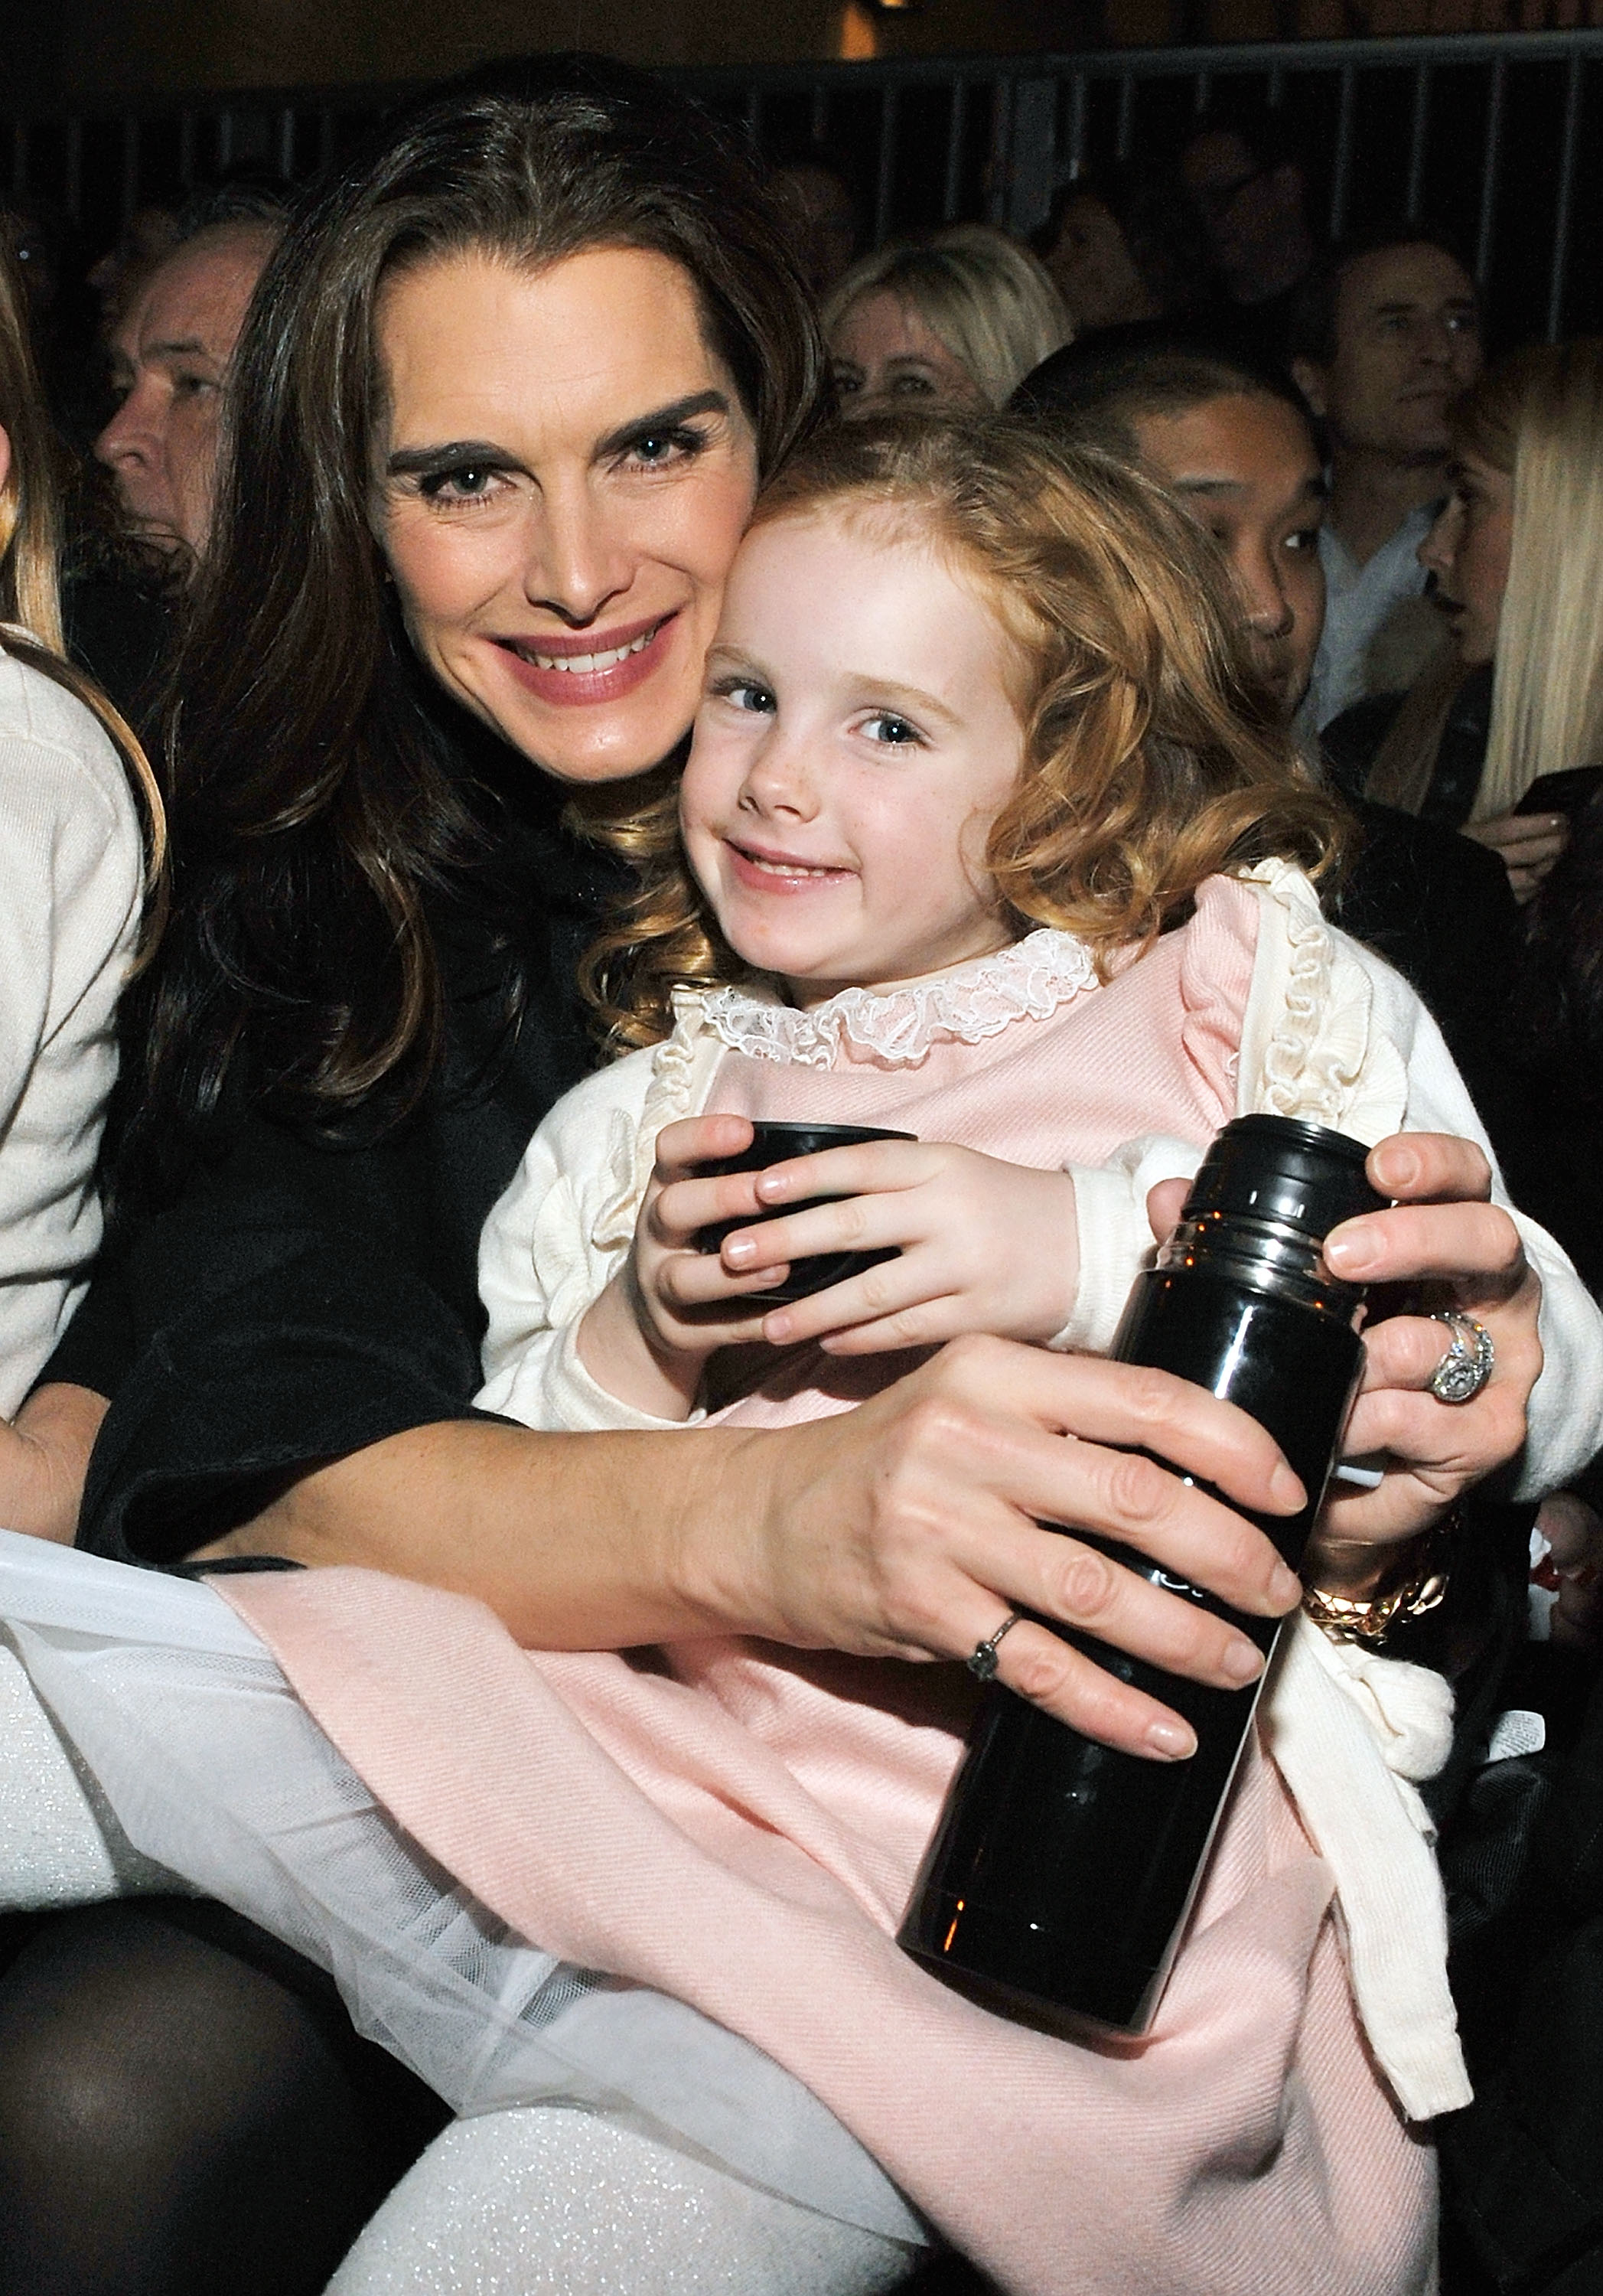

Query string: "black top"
[[54, 784, 618, 1568], [1325, 791, 1523, 1171]]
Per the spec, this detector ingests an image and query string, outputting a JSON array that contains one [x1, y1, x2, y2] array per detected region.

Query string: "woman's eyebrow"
[[594, 390, 732, 455], [386, 439, 519, 478]]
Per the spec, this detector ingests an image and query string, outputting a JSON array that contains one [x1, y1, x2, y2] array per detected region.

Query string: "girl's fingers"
[[653, 1248, 790, 1312], [749, 1142, 933, 1206]]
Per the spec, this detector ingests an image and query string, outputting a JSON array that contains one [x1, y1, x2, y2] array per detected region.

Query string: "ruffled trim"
[[699, 929, 1099, 1070]]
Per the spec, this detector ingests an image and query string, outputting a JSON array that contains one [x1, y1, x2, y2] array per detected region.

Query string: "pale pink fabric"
[[223, 881, 1435, 2294]]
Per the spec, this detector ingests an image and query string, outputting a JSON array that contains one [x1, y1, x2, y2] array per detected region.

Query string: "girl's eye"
[[861, 710, 921, 745], [721, 678, 776, 715]]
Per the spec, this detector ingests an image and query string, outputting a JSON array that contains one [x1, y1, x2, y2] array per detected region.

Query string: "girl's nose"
[[739, 730, 820, 820]]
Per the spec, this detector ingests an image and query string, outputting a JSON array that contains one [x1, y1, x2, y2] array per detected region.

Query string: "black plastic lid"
[[1181, 1115, 1386, 1244]]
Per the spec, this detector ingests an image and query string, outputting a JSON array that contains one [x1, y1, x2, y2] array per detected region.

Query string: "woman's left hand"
[[1463, 808, 1569, 904], [1305, 1132, 1539, 1590], [1151, 1131, 1539, 1597]]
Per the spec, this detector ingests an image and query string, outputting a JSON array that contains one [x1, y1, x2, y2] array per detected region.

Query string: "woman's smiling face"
[[373, 244, 760, 784], [679, 504, 1028, 1004]]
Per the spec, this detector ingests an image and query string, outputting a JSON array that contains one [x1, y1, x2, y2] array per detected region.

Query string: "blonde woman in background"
[[824, 222, 1072, 415], [1328, 341, 1603, 904], [0, 238, 164, 1521]]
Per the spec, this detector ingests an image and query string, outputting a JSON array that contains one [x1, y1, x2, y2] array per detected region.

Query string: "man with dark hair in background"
[[1289, 224, 1482, 731], [1012, 332, 1520, 1156]]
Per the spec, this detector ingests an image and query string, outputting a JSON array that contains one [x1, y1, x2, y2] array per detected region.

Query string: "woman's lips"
[[494, 612, 677, 707], [724, 840, 855, 895]]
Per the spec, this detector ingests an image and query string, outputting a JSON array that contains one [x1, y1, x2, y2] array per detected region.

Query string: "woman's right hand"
[[0, 1384, 107, 1543], [1463, 807, 1569, 902], [718, 1336, 1305, 1760]]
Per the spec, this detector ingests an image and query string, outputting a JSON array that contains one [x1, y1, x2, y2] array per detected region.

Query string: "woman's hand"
[[1305, 1132, 1539, 1590], [0, 1384, 107, 1544], [718, 1134, 1081, 1355], [725, 1333, 1305, 1760], [1463, 808, 1569, 903]]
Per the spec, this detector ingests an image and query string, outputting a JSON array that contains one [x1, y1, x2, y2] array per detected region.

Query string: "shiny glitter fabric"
[[0, 1642, 179, 1907], [324, 2109, 919, 2295]]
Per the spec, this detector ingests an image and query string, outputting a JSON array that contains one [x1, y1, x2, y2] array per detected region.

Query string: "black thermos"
[[899, 1114, 1384, 2033]]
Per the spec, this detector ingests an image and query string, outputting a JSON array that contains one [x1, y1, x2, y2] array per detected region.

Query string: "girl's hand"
[[1463, 809, 1569, 903], [577, 1113, 797, 1417], [712, 1137, 1081, 1355]]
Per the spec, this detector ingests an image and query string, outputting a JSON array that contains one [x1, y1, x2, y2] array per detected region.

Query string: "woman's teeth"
[[516, 627, 660, 673]]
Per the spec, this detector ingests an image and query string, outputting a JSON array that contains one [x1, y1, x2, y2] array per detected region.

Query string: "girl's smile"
[[679, 505, 1028, 1005]]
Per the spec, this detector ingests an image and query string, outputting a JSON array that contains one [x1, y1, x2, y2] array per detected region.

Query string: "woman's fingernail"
[[764, 1311, 792, 1341], [1267, 1561, 1302, 1609], [1145, 1715, 1197, 1759], [1221, 1639, 1266, 1684], [1325, 1226, 1379, 1275], [1269, 1461, 1306, 1510], [723, 1236, 755, 1267]]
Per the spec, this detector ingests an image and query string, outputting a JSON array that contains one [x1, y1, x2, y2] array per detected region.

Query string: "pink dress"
[[223, 878, 1442, 2296]]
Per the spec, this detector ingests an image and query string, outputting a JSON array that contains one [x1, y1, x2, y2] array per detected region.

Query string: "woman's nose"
[[1419, 498, 1458, 578], [523, 481, 634, 625]]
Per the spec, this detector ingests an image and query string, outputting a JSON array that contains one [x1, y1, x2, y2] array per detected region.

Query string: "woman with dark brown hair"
[[0, 54, 1580, 2296]]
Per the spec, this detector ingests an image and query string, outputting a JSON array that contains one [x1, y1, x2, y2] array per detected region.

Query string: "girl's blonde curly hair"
[[581, 413, 1343, 1053]]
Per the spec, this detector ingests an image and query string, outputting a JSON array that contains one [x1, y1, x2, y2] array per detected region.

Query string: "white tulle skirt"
[[0, 1529, 925, 2251]]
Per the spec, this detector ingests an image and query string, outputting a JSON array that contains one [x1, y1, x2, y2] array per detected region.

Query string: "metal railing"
[[8, 27, 1602, 341]]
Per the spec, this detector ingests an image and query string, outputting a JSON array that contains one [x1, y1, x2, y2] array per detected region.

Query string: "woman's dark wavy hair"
[[131, 54, 823, 1183]]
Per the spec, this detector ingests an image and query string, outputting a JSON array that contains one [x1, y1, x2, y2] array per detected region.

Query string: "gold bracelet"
[[1302, 1525, 1452, 1646]]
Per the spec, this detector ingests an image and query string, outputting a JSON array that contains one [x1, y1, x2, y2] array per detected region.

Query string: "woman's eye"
[[419, 465, 505, 505], [890, 372, 937, 396], [623, 426, 706, 471], [861, 710, 921, 745], [831, 369, 862, 397]]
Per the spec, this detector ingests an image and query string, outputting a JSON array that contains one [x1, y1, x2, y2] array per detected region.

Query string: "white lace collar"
[[699, 928, 1099, 1069]]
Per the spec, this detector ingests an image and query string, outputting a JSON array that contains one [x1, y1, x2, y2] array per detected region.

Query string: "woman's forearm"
[[0, 1383, 109, 1542]]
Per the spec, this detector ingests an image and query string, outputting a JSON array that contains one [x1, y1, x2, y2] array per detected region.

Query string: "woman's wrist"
[[1302, 1520, 1453, 1645]]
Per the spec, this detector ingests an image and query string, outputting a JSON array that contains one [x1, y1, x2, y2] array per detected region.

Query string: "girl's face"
[[1418, 449, 1513, 667], [374, 245, 760, 784], [679, 506, 1028, 1004]]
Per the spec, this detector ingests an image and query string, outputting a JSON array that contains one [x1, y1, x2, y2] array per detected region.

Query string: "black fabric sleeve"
[[73, 1176, 503, 1567]]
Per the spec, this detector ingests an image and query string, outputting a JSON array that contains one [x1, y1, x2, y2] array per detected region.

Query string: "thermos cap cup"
[[1181, 1115, 1386, 1243]]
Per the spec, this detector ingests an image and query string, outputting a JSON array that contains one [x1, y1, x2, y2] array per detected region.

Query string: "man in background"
[[94, 187, 283, 569], [1289, 225, 1482, 731], [1180, 98, 1318, 358]]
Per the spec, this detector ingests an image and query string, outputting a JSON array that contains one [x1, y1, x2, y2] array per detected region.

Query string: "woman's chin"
[[479, 684, 699, 785]]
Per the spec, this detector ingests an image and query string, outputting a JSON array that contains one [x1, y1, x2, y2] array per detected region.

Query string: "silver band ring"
[[1428, 1311, 1495, 1406], [967, 1612, 1024, 1683]]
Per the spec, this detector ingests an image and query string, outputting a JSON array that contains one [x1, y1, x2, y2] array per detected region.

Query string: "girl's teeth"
[[523, 628, 657, 673], [748, 853, 834, 876]]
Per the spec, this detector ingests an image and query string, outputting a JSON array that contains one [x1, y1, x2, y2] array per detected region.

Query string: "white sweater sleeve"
[[1240, 859, 1603, 1498], [474, 1047, 704, 1433], [0, 658, 143, 1416], [476, 1000, 727, 1434]]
